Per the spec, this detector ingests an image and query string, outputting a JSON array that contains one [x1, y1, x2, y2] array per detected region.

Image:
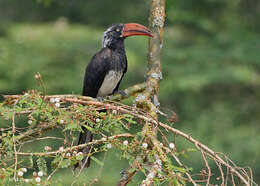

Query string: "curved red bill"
[[122, 23, 153, 38]]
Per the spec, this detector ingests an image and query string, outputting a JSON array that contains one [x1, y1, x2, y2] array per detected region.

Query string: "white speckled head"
[[102, 24, 124, 48], [102, 27, 113, 47]]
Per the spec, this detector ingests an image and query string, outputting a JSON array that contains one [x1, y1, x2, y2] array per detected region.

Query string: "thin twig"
[[3, 82, 146, 103], [47, 154, 65, 181], [158, 122, 251, 185], [89, 151, 108, 186], [215, 161, 225, 185], [170, 152, 197, 185], [18, 136, 64, 145], [11, 100, 18, 182], [71, 145, 94, 186], [16, 133, 134, 156], [198, 148, 211, 186]]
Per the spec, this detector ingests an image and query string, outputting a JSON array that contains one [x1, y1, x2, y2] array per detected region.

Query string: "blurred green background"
[[0, 0, 259, 185]]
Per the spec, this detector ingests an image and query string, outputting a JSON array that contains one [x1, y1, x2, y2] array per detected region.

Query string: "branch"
[[136, 1, 166, 185], [158, 122, 251, 185], [0, 94, 255, 185], [109, 82, 146, 101], [12, 100, 18, 182], [14, 122, 57, 143], [144, 0, 165, 103], [3, 82, 146, 102], [16, 133, 134, 156]]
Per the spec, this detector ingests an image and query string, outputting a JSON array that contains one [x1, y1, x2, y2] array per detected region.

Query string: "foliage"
[[0, 0, 150, 32], [0, 0, 259, 31], [0, 90, 188, 185], [0, 90, 255, 185]]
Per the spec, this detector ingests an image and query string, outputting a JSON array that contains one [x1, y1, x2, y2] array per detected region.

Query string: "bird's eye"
[[116, 28, 120, 32]]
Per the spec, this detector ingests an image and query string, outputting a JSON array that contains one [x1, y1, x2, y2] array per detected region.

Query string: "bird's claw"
[[117, 90, 127, 97], [96, 97, 104, 102]]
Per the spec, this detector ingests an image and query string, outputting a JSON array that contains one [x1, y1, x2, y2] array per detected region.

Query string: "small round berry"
[[142, 143, 148, 149], [35, 177, 41, 183], [34, 74, 40, 79], [59, 146, 64, 152], [21, 168, 27, 173], [17, 171, 23, 177], [55, 102, 60, 108], [156, 159, 162, 166], [112, 110, 117, 115], [38, 171, 43, 177], [28, 120, 33, 125], [76, 152, 83, 156], [50, 98, 55, 103], [54, 97, 60, 103], [60, 119, 64, 124], [95, 118, 101, 123], [33, 171, 37, 177], [123, 140, 128, 146], [44, 146, 52, 151], [169, 143, 175, 149], [107, 143, 112, 149], [147, 172, 155, 179], [66, 152, 71, 157]]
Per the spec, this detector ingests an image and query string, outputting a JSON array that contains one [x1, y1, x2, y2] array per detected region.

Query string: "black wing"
[[75, 48, 112, 169], [82, 48, 112, 97]]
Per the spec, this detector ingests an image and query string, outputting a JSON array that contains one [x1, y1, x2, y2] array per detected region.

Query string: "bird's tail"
[[74, 126, 93, 169]]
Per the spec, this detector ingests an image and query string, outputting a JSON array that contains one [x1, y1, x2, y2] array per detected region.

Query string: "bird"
[[75, 23, 153, 169]]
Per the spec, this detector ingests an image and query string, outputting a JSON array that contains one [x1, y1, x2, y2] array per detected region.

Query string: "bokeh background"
[[0, 0, 259, 185]]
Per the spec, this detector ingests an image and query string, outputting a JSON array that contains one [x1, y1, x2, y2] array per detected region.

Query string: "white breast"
[[97, 70, 123, 97]]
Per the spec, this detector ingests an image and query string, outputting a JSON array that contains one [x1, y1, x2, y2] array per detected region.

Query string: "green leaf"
[[36, 157, 47, 174], [124, 117, 137, 124], [76, 154, 84, 161], [82, 124, 94, 132], [51, 155, 63, 168], [172, 166, 186, 173], [90, 156, 104, 167], [59, 159, 71, 168], [63, 123, 80, 132]]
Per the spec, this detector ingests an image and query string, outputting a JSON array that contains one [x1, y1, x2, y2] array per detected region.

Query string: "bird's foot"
[[116, 90, 127, 97], [96, 97, 104, 102]]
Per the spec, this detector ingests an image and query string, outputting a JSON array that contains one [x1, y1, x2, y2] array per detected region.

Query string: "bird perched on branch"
[[75, 23, 153, 168]]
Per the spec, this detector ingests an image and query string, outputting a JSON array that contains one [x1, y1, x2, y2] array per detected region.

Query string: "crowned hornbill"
[[75, 23, 152, 168]]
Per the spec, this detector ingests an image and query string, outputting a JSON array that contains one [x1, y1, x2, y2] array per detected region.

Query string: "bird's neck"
[[108, 40, 125, 53]]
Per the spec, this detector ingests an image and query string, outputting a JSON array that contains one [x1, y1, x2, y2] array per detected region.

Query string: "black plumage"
[[82, 47, 127, 98], [75, 23, 152, 168]]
